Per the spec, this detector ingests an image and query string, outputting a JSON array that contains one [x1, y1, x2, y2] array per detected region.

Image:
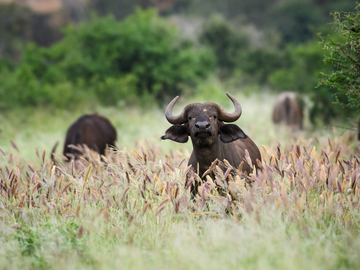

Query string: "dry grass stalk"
[[62, 181, 73, 193], [83, 164, 92, 190], [0, 133, 359, 251]]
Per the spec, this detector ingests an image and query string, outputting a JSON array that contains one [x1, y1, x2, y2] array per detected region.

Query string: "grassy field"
[[0, 91, 360, 269], [0, 90, 348, 162]]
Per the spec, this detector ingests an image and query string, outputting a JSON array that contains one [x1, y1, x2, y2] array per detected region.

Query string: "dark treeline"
[[1, 0, 355, 52], [0, 0, 357, 124]]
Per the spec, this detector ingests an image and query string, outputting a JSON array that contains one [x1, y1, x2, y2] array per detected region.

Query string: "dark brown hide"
[[161, 93, 261, 195], [272, 92, 303, 130], [53, 114, 117, 161]]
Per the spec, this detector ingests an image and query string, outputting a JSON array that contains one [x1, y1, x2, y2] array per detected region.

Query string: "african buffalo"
[[272, 92, 303, 130], [161, 93, 261, 195], [51, 113, 117, 161]]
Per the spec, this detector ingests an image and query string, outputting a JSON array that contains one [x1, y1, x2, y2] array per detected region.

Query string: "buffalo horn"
[[216, 93, 242, 122], [165, 96, 188, 124]]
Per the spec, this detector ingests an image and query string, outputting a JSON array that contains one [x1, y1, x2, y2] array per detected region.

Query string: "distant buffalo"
[[52, 114, 117, 162], [272, 92, 303, 130], [161, 93, 261, 196]]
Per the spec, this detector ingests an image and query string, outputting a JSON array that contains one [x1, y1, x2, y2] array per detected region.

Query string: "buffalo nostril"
[[195, 121, 210, 130]]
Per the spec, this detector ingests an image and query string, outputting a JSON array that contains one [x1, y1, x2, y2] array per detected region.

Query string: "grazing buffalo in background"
[[51, 114, 117, 162], [161, 93, 261, 195], [272, 92, 304, 130]]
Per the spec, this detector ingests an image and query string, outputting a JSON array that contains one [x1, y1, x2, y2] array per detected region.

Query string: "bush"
[[0, 68, 85, 110], [59, 9, 215, 103], [268, 0, 326, 45], [0, 9, 215, 110], [0, 3, 32, 63], [319, 4, 360, 110], [91, 75, 138, 106], [269, 41, 353, 124], [269, 42, 327, 93], [237, 48, 283, 84], [200, 15, 249, 78], [191, 79, 230, 105]]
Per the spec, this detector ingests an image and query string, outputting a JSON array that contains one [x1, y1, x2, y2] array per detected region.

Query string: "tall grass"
[[0, 91, 359, 269]]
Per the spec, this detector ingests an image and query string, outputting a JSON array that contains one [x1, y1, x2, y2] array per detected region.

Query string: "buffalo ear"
[[161, 125, 188, 143], [219, 124, 247, 143]]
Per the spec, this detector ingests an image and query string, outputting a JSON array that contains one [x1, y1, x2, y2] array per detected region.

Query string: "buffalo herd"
[[49, 91, 322, 195]]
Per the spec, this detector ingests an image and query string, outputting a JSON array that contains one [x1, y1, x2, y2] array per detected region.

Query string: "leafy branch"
[[319, 4, 360, 110]]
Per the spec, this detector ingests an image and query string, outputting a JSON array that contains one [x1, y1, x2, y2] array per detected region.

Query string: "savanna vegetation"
[[319, 4, 360, 110], [0, 105, 360, 269], [0, 9, 214, 109], [0, 0, 359, 122], [1, 0, 360, 269]]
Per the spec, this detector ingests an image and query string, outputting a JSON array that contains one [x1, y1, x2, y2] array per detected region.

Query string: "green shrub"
[[53, 8, 214, 103], [191, 79, 230, 105], [237, 48, 283, 84], [269, 42, 326, 93], [269, 41, 353, 124], [319, 4, 360, 110], [268, 0, 326, 45], [0, 68, 85, 110], [0, 9, 215, 109], [200, 15, 249, 78], [0, 3, 32, 64], [91, 75, 138, 106]]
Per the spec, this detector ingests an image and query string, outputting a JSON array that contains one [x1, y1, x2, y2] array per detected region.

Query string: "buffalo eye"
[[188, 116, 192, 120], [213, 115, 217, 119]]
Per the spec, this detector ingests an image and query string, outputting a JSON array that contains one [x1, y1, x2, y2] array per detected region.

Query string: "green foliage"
[[269, 42, 327, 93], [191, 79, 230, 105], [269, 41, 353, 124], [196, 9, 353, 124], [319, 0, 358, 13], [200, 15, 249, 77], [13, 221, 87, 270], [186, 0, 278, 28], [0, 3, 32, 66], [238, 48, 283, 84], [319, 4, 360, 110], [269, 0, 326, 45], [92, 75, 138, 106], [186, 0, 358, 32], [89, 0, 142, 19], [0, 64, 86, 110], [199, 15, 283, 84], [0, 9, 215, 109]]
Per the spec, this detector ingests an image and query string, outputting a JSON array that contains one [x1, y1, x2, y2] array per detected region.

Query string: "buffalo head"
[[162, 93, 247, 146]]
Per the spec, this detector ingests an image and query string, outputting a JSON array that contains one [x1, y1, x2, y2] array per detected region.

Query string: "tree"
[[268, 41, 353, 124], [319, 4, 360, 110], [200, 15, 249, 78], [0, 3, 32, 64], [269, 0, 326, 45], [0, 9, 215, 109]]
